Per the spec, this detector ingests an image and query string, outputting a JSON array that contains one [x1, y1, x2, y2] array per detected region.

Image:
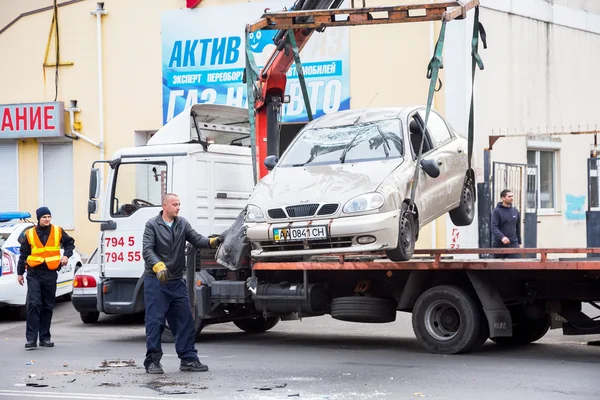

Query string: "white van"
[[87, 104, 255, 316]]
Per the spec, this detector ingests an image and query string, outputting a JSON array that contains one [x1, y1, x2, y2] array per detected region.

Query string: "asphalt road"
[[0, 300, 598, 400]]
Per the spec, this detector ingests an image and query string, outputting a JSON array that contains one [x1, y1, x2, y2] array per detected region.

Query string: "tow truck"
[[88, 0, 600, 354], [198, 0, 600, 354]]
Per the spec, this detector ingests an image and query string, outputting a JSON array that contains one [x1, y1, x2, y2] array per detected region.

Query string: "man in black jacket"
[[491, 190, 522, 258], [17, 207, 76, 348], [142, 193, 221, 374]]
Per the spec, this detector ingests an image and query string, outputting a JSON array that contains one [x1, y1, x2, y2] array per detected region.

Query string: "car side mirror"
[[264, 155, 279, 171], [420, 159, 440, 178]]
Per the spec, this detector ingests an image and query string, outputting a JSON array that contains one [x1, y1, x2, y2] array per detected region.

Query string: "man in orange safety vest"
[[16, 207, 75, 349]]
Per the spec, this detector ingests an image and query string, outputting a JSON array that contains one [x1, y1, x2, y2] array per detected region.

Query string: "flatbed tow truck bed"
[[238, 248, 600, 354]]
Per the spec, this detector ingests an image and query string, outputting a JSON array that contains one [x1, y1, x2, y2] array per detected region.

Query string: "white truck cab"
[[87, 104, 254, 315], [0, 212, 82, 319]]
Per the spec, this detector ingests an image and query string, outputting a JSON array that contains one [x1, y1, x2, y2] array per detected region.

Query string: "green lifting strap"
[[286, 29, 313, 121], [244, 28, 260, 185], [409, 19, 447, 206], [468, 6, 487, 173]]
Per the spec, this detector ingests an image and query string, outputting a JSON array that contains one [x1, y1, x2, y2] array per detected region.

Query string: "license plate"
[[273, 226, 328, 242]]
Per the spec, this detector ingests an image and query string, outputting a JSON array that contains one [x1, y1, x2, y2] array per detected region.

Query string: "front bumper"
[[246, 209, 400, 258]]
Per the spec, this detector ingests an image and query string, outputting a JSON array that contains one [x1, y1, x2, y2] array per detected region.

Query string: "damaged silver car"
[[244, 106, 475, 261]]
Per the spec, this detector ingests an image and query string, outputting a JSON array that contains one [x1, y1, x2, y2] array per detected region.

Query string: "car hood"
[[250, 159, 403, 209]]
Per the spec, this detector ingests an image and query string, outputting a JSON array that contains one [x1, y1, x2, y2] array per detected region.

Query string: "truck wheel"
[[449, 181, 475, 226], [386, 206, 415, 262], [80, 312, 100, 324], [491, 314, 551, 346], [233, 316, 280, 333], [331, 296, 396, 323], [412, 285, 484, 354]]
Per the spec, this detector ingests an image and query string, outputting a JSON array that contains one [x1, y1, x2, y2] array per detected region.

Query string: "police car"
[[0, 212, 82, 319]]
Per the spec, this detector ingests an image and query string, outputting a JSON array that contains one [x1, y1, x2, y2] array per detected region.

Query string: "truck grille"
[[268, 208, 287, 219]]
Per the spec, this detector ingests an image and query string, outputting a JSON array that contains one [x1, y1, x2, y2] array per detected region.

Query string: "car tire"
[[17, 305, 27, 321], [386, 205, 416, 262], [412, 285, 484, 354], [449, 181, 475, 226], [331, 296, 396, 323], [80, 312, 100, 324]]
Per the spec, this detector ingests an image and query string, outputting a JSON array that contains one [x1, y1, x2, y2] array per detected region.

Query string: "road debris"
[[100, 359, 136, 368], [28, 374, 36, 379], [68, 379, 76, 383], [414, 393, 425, 397], [288, 394, 300, 397], [26, 383, 48, 388]]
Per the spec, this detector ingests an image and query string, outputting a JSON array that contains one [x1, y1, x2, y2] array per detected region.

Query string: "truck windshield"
[[278, 119, 403, 167], [110, 162, 167, 217]]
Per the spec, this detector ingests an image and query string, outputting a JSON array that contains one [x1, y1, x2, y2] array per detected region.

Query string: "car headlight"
[[343, 193, 385, 214], [245, 204, 265, 222]]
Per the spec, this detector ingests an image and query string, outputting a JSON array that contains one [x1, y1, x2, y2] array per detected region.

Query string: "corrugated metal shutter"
[[0, 141, 18, 212], [41, 142, 74, 228]]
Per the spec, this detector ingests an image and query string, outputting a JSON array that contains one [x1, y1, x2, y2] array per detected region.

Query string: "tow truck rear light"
[[1, 251, 14, 275], [73, 274, 97, 288]]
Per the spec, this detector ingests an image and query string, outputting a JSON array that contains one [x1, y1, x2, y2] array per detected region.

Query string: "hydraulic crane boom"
[[246, 0, 480, 179]]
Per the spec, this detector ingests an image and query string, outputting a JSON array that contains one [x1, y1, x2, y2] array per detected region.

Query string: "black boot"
[[180, 359, 208, 372], [25, 341, 37, 349], [145, 362, 164, 374], [39, 339, 54, 347]]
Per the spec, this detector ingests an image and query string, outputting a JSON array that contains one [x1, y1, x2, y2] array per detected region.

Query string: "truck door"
[[100, 158, 172, 278]]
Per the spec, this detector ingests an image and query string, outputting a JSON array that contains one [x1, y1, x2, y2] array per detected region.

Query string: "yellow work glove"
[[152, 262, 169, 284], [209, 237, 222, 249]]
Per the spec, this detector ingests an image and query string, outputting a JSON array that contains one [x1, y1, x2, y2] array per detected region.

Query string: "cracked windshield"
[[279, 119, 404, 167]]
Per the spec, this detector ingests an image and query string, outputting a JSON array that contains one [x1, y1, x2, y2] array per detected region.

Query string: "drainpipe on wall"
[[66, 100, 101, 148], [90, 2, 107, 208]]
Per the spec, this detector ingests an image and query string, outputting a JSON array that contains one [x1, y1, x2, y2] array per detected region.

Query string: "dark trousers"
[[26, 268, 58, 342], [493, 242, 521, 259], [143, 275, 198, 368]]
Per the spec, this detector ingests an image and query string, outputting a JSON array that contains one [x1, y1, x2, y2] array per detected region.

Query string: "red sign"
[[0, 102, 65, 139], [186, 0, 203, 8]]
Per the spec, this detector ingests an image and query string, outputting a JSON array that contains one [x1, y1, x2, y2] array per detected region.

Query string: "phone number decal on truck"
[[104, 235, 142, 264]]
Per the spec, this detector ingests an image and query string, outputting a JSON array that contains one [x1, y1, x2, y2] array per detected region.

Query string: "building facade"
[[1, 0, 599, 257]]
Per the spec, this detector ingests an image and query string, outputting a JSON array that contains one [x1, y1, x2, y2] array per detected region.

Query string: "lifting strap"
[[244, 28, 260, 185], [286, 29, 313, 121], [409, 6, 486, 207], [409, 18, 447, 207], [468, 6, 487, 172]]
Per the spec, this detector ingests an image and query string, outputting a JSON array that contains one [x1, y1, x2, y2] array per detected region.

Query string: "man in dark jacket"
[[491, 190, 522, 258], [17, 207, 76, 348], [142, 193, 221, 374]]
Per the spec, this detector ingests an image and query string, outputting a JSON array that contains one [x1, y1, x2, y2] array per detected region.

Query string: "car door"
[[406, 111, 439, 225], [414, 109, 457, 218], [419, 110, 465, 210]]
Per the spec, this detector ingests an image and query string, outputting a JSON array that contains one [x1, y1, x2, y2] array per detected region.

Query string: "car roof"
[[307, 106, 421, 129]]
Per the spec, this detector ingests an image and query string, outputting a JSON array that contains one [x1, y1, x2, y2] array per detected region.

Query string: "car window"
[[279, 119, 404, 167], [418, 110, 452, 148], [87, 248, 98, 264], [0, 233, 10, 247]]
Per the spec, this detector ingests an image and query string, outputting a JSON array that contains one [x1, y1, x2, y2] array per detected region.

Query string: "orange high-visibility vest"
[[25, 225, 62, 270]]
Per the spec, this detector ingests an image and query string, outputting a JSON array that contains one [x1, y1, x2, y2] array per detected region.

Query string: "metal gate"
[[491, 162, 538, 251]]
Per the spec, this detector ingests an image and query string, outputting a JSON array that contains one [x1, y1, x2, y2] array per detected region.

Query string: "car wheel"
[[386, 205, 415, 262], [449, 181, 475, 226], [80, 312, 100, 324]]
